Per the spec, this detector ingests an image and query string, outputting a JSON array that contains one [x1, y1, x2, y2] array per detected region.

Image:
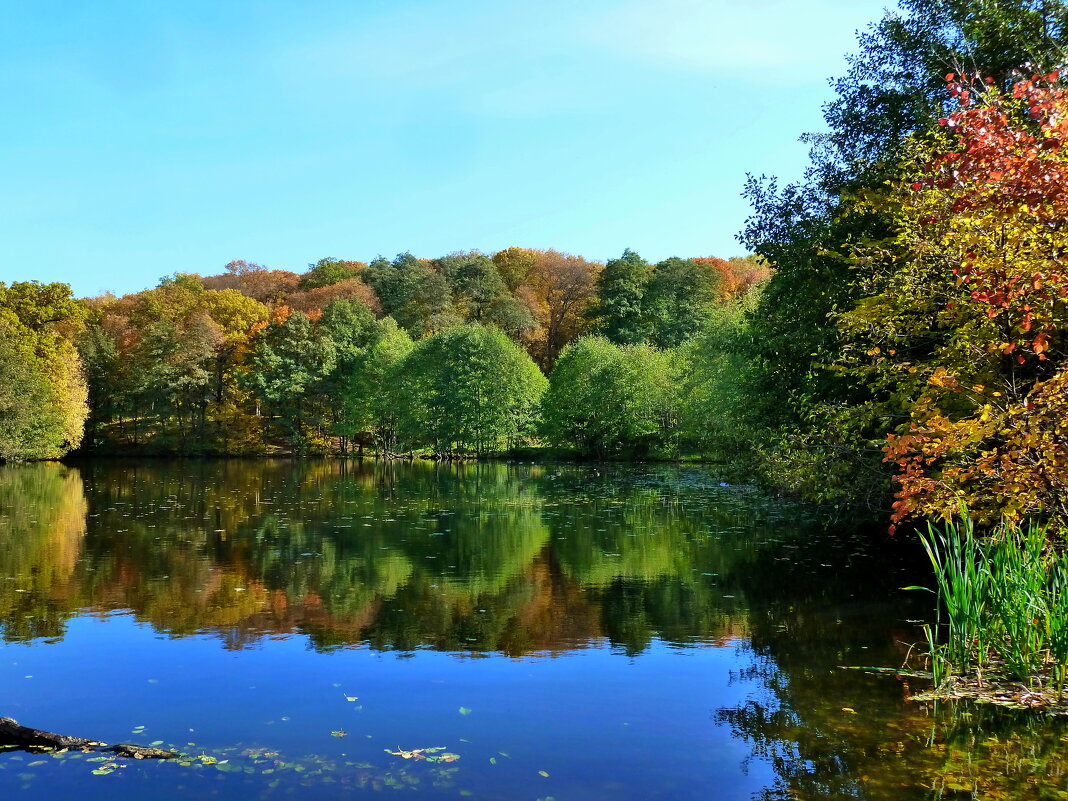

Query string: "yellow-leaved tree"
[[838, 73, 1068, 528]]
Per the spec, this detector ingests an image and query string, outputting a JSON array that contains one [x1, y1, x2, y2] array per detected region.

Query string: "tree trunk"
[[0, 718, 178, 759]]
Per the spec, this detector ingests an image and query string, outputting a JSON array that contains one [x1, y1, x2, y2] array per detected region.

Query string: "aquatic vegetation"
[[912, 518, 1068, 701]]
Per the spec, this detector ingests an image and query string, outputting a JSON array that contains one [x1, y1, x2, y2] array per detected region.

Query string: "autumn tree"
[[78, 276, 270, 453], [201, 263, 301, 305], [286, 279, 381, 317], [491, 247, 538, 292], [522, 250, 601, 369], [736, 0, 1068, 509], [839, 74, 1068, 527], [688, 256, 772, 302], [0, 282, 88, 461]]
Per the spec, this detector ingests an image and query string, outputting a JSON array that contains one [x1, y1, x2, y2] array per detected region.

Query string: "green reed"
[[913, 518, 1068, 692]]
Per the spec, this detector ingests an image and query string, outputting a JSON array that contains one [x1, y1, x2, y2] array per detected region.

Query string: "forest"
[[3, 0, 1068, 541], [0, 248, 767, 462]]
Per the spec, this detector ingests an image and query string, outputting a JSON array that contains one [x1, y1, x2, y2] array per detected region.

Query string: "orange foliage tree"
[[838, 73, 1068, 528]]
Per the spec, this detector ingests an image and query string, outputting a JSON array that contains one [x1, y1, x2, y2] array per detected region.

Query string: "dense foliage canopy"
[[0, 282, 87, 461]]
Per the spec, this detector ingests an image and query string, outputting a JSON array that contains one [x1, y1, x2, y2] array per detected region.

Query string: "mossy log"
[[0, 718, 178, 759]]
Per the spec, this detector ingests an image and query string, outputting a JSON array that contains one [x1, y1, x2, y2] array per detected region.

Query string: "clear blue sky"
[[1, 0, 894, 298]]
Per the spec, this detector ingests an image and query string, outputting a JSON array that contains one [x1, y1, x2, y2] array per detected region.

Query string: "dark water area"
[[0, 460, 1065, 800]]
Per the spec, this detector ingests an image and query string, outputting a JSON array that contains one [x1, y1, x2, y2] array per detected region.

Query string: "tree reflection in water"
[[2, 460, 1066, 799]]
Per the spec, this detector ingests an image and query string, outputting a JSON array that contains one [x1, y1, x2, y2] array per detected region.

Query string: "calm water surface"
[[0, 461, 1065, 800]]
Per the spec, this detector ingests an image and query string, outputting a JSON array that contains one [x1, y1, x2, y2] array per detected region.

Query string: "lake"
[[0, 460, 1065, 799]]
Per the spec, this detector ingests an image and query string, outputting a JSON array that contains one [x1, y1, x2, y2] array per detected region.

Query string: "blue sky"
[[1, 0, 893, 297]]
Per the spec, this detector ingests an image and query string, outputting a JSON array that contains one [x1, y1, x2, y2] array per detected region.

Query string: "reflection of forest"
[[0, 464, 86, 641], [6, 462, 1065, 797], [710, 520, 1068, 800], [0, 461, 781, 654]]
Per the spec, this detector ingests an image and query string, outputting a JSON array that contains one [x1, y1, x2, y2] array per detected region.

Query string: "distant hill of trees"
[[0, 248, 769, 460]]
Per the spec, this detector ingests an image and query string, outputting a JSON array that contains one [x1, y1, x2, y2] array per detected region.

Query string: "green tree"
[[438, 252, 508, 321], [483, 295, 538, 339], [644, 257, 720, 348], [316, 298, 382, 453], [678, 293, 761, 460], [361, 253, 458, 337], [344, 318, 414, 454], [541, 336, 680, 458], [244, 310, 337, 451], [592, 249, 652, 345], [128, 315, 220, 451], [393, 324, 547, 454], [0, 334, 69, 461]]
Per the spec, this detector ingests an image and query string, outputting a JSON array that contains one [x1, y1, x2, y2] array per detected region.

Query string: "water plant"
[[912, 518, 1068, 695]]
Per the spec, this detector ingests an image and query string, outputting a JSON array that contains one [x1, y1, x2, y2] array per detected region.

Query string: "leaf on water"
[[458, 707, 472, 716], [489, 757, 497, 764], [344, 696, 358, 702], [331, 731, 348, 738], [539, 770, 550, 777]]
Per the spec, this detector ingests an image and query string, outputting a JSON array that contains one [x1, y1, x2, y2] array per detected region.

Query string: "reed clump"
[[912, 518, 1068, 697]]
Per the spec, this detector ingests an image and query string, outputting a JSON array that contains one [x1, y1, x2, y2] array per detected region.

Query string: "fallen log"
[[0, 718, 178, 759]]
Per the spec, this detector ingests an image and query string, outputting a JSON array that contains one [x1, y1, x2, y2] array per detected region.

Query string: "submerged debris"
[[909, 677, 1068, 715]]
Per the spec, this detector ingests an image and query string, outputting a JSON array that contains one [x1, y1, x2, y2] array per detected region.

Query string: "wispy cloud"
[[583, 0, 888, 82]]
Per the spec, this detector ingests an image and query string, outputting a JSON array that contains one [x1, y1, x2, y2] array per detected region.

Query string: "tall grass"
[[913, 519, 1068, 692]]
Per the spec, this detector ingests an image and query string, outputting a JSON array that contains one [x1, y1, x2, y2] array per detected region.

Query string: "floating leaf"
[[458, 707, 472, 716], [538, 770, 550, 777]]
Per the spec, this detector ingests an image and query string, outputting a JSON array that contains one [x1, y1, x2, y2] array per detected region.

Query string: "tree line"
[[0, 249, 768, 460]]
